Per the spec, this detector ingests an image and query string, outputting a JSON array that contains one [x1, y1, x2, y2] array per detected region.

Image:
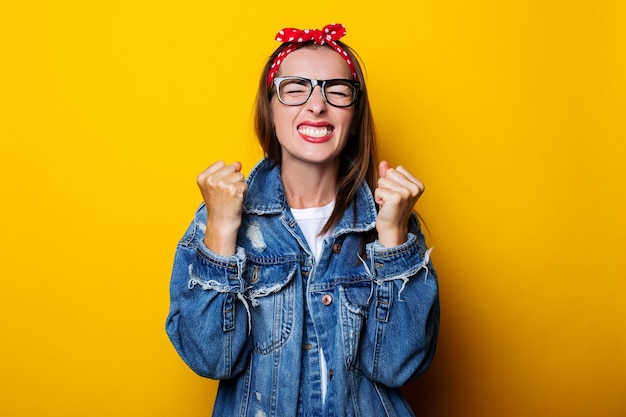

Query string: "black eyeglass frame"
[[272, 76, 360, 108]]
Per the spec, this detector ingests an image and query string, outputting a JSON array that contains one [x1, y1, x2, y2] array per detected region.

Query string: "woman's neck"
[[281, 160, 338, 209]]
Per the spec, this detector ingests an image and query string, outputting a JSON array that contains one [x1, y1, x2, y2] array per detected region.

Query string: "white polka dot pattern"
[[267, 23, 358, 88]]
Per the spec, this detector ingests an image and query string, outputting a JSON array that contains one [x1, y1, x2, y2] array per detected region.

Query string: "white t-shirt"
[[290, 200, 335, 261], [290, 200, 335, 403]]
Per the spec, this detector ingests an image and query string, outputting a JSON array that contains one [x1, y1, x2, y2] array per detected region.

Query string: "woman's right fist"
[[197, 161, 248, 255]]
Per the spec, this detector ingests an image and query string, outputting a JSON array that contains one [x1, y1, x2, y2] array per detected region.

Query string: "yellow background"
[[1, 1, 624, 416]]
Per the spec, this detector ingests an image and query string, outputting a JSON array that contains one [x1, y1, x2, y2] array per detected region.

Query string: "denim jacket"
[[166, 158, 440, 417]]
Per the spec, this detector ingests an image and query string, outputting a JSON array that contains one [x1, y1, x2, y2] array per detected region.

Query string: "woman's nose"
[[306, 86, 327, 114]]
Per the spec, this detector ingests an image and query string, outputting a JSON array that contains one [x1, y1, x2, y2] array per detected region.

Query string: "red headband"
[[267, 23, 358, 88]]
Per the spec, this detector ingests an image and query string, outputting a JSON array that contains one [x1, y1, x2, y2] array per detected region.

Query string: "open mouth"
[[298, 125, 334, 138]]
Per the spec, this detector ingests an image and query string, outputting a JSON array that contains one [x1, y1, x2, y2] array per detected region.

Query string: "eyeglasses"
[[272, 76, 359, 108]]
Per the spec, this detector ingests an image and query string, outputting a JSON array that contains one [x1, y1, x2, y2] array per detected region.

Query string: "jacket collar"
[[243, 158, 377, 234]]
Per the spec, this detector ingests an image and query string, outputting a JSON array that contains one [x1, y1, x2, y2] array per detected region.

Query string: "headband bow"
[[267, 23, 358, 88], [277, 24, 347, 45]]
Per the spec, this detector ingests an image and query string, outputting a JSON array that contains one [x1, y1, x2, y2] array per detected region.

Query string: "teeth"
[[298, 126, 333, 138]]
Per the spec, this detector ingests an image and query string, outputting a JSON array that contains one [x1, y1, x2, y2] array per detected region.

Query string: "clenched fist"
[[197, 161, 248, 256], [374, 160, 425, 248]]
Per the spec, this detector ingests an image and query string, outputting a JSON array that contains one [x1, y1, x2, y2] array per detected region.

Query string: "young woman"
[[166, 23, 440, 417]]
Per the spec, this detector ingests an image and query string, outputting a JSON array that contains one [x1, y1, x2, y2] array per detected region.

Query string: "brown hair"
[[254, 41, 379, 235]]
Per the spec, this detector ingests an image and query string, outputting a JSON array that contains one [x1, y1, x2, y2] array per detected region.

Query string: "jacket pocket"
[[246, 261, 297, 355]]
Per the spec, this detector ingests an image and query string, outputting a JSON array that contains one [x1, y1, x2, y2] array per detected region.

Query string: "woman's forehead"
[[277, 46, 352, 79]]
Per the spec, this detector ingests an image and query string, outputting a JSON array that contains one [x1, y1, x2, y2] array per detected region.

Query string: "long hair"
[[254, 41, 378, 236]]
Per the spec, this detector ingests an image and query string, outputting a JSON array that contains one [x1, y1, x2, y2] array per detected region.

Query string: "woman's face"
[[271, 46, 355, 169]]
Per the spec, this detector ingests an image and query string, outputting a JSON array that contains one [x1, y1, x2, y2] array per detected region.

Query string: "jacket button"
[[332, 243, 342, 254], [322, 294, 332, 306]]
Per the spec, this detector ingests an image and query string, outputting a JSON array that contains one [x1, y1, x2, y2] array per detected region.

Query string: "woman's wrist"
[[203, 220, 240, 256], [377, 226, 408, 248]]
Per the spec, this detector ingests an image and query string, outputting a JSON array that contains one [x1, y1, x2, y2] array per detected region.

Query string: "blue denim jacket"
[[166, 158, 440, 417]]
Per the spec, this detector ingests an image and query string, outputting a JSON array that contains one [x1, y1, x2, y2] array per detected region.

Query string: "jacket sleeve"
[[358, 214, 440, 387], [165, 204, 252, 379]]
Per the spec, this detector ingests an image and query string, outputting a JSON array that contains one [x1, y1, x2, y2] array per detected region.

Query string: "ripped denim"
[[166, 157, 440, 417]]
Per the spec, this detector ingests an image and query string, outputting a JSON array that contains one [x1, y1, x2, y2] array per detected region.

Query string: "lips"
[[297, 123, 334, 142], [298, 126, 333, 138]]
